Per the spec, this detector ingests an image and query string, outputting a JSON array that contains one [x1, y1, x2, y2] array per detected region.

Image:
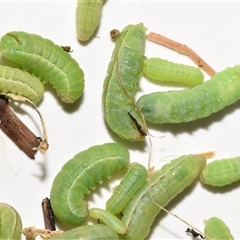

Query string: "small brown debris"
[[42, 198, 56, 231]]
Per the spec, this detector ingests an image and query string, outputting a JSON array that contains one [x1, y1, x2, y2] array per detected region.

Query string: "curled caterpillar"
[[102, 23, 147, 141], [0, 31, 85, 103], [50, 143, 130, 226]]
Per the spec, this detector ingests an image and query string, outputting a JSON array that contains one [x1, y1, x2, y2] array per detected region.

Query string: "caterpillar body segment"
[[0, 31, 84, 103]]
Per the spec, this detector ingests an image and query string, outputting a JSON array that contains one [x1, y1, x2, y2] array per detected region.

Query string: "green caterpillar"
[[0, 65, 44, 105], [137, 65, 240, 123], [142, 57, 204, 86], [121, 154, 206, 239], [50, 143, 130, 226], [76, 0, 105, 41], [49, 224, 119, 240], [0, 202, 22, 240], [0, 31, 84, 103], [106, 162, 147, 215], [204, 217, 234, 240], [200, 156, 240, 187], [102, 23, 147, 141], [89, 208, 126, 234]]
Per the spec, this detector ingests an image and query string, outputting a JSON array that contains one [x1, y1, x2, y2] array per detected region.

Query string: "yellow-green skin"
[[142, 57, 204, 86], [200, 156, 240, 187], [89, 208, 126, 234], [0, 65, 44, 105], [137, 65, 240, 123], [204, 217, 234, 240], [50, 143, 130, 226], [0, 31, 84, 103], [49, 224, 119, 240], [0, 203, 22, 240], [121, 154, 206, 239], [76, 0, 104, 41], [106, 162, 147, 215], [102, 23, 147, 141]]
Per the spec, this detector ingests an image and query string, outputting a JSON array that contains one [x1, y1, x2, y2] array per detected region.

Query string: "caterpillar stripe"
[[0, 65, 44, 105], [200, 156, 240, 187], [50, 143, 130, 226], [102, 23, 147, 141], [76, 0, 104, 42], [137, 65, 240, 123], [0, 202, 22, 240], [121, 154, 206, 239], [0, 31, 84, 103], [142, 57, 204, 86]]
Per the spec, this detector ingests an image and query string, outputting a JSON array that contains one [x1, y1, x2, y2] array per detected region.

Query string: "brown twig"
[[0, 97, 41, 159], [147, 32, 216, 77], [42, 198, 56, 231]]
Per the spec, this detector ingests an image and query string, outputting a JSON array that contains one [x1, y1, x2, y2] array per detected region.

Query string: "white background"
[[1, 1, 240, 239]]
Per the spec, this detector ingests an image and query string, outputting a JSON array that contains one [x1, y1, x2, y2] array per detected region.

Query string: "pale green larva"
[[0, 31, 84, 103], [48, 224, 120, 240], [121, 154, 206, 239], [76, 0, 105, 41], [50, 143, 130, 226], [0, 65, 44, 105], [0, 65, 48, 155], [142, 57, 204, 86], [102, 23, 147, 141], [137, 65, 240, 124], [106, 162, 147, 215], [89, 208, 126, 234], [0, 202, 22, 240], [204, 217, 234, 240], [200, 156, 240, 187]]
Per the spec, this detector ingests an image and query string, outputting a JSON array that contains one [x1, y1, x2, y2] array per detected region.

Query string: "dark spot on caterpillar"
[[7, 33, 22, 45], [128, 112, 147, 136]]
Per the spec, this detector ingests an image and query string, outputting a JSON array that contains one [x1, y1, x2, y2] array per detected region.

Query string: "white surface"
[[1, 1, 240, 239]]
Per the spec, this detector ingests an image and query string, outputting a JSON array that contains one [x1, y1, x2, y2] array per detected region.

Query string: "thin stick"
[[147, 32, 216, 77], [0, 97, 40, 159], [3, 93, 49, 154], [42, 198, 56, 231]]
